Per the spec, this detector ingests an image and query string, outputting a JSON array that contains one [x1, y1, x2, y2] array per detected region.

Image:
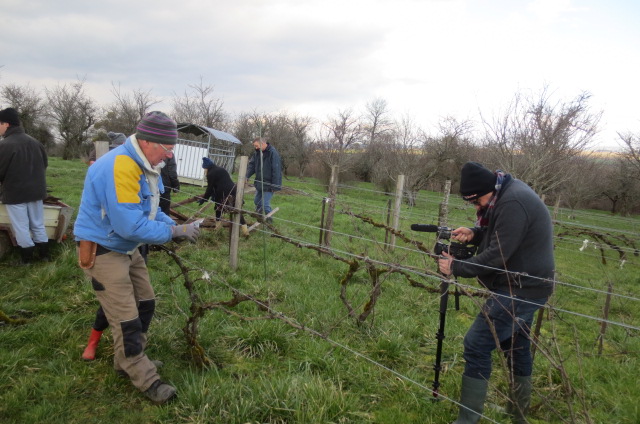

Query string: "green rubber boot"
[[453, 375, 489, 424], [508, 375, 532, 424]]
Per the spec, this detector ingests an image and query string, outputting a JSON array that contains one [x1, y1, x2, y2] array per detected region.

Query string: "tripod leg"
[[432, 278, 450, 398]]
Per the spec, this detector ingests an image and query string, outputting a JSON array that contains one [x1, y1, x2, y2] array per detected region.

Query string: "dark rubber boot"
[[452, 375, 489, 424], [36, 241, 50, 262], [19, 246, 36, 265], [508, 375, 532, 424], [82, 329, 103, 361]]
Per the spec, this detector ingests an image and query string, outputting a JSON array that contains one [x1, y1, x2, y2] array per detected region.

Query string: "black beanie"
[[0, 107, 21, 126], [135, 111, 178, 145], [459, 162, 497, 200]]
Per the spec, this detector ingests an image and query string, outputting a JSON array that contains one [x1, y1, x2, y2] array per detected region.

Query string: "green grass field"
[[1, 157, 638, 423]]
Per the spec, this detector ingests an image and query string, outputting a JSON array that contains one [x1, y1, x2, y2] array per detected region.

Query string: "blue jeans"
[[254, 189, 274, 214], [463, 290, 547, 380]]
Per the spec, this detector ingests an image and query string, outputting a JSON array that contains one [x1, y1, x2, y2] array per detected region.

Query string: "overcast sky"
[[2, 0, 638, 150]]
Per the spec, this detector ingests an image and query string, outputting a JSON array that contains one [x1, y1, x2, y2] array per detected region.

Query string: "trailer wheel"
[[0, 231, 11, 260]]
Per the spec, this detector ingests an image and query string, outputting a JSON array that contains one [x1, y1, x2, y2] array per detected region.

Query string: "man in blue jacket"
[[0, 107, 49, 264], [74, 111, 200, 404], [438, 162, 554, 424], [246, 137, 282, 222]]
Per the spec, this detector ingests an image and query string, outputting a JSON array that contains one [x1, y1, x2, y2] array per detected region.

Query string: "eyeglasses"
[[158, 144, 174, 155]]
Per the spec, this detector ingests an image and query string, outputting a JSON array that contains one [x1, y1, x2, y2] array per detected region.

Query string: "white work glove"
[[171, 223, 200, 243]]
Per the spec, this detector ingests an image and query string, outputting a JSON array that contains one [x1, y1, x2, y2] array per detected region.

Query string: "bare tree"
[[356, 98, 394, 181], [428, 116, 476, 184], [371, 116, 475, 205], [596, 156, 640, 215], [363, 97, 394, 145], [172, 78, 226, 130], [371, 114, 425, 204], [233, 110, 271, 156], [482, 86, 602, 196], [1, 83, 53, 147], [558, 156, 605, 213], [618, 131, 640, 178], [97, 83, 160, 135], [314, 108, 364, 173], [233, 110, 287, 181], [46, 79, 98, 160], [233, 111, 314, 178], [288, 115, 314, 178]]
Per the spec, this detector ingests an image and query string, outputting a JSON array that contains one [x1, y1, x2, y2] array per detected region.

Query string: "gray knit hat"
[[107, 131, 126, 146], [135, 111, 178, 145]]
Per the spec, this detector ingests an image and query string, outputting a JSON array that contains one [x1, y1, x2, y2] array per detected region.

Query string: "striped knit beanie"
[[135, 111, 178, 145]]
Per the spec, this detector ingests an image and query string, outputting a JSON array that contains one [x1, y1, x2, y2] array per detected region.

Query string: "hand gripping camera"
[[410, 224, 477, 259]]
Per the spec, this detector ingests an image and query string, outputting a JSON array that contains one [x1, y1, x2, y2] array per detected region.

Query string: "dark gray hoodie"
[[452, 176, 555, 299]]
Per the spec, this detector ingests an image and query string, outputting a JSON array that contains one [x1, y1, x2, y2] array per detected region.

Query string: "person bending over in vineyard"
[[82, 130, 149, 362], [438, 161, 555, 424], [74, 111, 200, 405], [198, 156, 249, 236]]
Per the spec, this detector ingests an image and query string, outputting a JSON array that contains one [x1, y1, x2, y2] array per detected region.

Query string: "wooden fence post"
[[323, 166, 338, 247], [388, 175, 405, 251], [318, 198, 328, 256], [384, 199, 391, 249], [596, 282, 614, 356], [95, 141, 109, 160], [553, 196, 561, 221], [230, 156, 248, 270], [438, 180, 451, 228]]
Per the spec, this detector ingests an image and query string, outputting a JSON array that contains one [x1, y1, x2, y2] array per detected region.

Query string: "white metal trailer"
[[0, 198, 74, 259], [175, 124, 243, 186]]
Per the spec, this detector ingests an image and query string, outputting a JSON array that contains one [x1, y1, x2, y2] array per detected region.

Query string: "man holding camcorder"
[[438, 161, 555, 424]]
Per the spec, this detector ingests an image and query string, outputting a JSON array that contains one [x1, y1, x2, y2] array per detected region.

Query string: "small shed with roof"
[[174, 123, 242, 186]]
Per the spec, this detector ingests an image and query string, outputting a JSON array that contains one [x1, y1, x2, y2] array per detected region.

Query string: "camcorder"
[[410, 224, 477, 260]]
